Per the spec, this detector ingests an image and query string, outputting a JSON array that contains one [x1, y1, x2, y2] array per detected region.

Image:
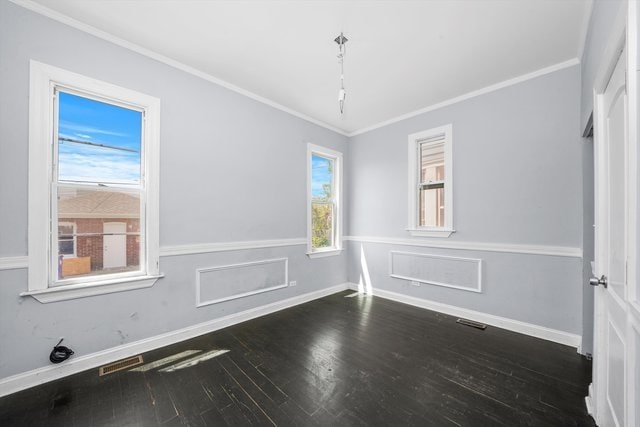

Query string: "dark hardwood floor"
[[0, 291, 594, 426]]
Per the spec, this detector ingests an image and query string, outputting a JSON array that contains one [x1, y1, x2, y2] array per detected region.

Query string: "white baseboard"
[[346, 283, 581, 348], [0, 282, 350, 398], [585, 383, 594, 417], [585, 383, 597, 424]]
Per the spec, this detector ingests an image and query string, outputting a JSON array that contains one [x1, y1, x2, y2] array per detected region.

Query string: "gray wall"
[[580, 0, 625, 132], [0, 0, 597, 383], [0, 2, 348, 379], [347, 65, 585, 335], [581, 137, 595, 355]]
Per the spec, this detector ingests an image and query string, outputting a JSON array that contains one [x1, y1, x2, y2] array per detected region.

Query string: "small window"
[[407, 125, 453, 237], [27, 61, 161, 303], [307, 144, 342, 257], [58, 223, 76, 258]]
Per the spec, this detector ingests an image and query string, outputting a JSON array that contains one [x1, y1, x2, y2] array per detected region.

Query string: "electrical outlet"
[[410, 281, 421, 287], [289, 281, 297, 287]]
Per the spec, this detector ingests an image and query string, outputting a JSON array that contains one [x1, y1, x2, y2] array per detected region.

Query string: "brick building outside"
[[58, 189, 140, 278]]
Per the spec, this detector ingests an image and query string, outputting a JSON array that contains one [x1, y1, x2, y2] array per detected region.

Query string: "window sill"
[[306, 249, 343, 259], [406, 228, 455, 238], [20, 274, 163, 303]]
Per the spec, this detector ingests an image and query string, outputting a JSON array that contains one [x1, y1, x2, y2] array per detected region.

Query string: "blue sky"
[[311, 154, 333, 199], [58, 91, 142, 184]]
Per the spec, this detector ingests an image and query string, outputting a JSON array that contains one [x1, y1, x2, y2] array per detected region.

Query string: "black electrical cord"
[[50, 338, 74, 364]]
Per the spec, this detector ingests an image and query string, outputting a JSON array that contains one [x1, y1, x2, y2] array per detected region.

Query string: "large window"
[[307, 144, 342, 257], [26, 61, 161, 303], [407, 124, 453, 237]]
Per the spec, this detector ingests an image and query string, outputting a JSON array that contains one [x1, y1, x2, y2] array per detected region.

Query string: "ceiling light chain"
[[335, 32, 348, 115]]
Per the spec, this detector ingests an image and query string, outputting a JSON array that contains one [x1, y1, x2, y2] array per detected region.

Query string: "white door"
[[103, 222, 126, 269], [591, 48, 636, 427]]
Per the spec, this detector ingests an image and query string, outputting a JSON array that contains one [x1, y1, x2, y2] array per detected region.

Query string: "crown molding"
[[9, 0, 349, 137], [577, 0, 595, 63], [12, 0, 585, 140], [348, 58, 581, 137]]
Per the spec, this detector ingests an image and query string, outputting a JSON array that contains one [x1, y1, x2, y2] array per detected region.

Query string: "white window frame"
[[57, 222, 77, 258], [407, 124, 454, 238], [24, 61, 162, 303], [306, 143, 343, 258]]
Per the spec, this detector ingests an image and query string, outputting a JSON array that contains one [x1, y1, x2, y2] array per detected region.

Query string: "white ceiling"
[[27, 0, 591, 135]]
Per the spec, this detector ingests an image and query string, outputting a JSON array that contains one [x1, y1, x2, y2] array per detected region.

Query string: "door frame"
[[589, 2, 639, 426]]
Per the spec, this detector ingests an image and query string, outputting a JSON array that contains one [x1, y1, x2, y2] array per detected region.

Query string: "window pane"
[[420, 141, 445, 183], [311, 154, 334, 201], [56, 186, 142, 281], [311, 202, 334, 249], [59, 224, 74, 236], [59, 239, 74, 256], [57, 91, 142, 185], [57, 234, 141, 280], [311, 153, 336, 251], [419, 187, 445, 227]]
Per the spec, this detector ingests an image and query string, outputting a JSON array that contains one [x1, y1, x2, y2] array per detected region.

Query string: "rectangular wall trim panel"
[[389, 251, 482, 293], [196, 258, 289, 307]]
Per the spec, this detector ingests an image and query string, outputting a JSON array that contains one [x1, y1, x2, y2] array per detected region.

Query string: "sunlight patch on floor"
[[159, 349, 230, 373]]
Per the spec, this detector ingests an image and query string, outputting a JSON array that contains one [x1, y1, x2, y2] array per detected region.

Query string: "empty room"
[[0, 0, 639, 425]]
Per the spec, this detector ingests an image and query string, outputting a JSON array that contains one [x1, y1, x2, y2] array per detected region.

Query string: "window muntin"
[[311, 154, 336, 250], [51, 89, 145, 285], [407, 124, 453, 237], [307, 144, 342, 256]]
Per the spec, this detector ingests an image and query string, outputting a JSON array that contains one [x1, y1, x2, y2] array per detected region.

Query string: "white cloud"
[[59, 121, 131, 138], [58, 145, 140, 184]]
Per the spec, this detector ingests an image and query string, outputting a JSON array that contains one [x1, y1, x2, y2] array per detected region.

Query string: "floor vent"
[[456, 318, 487, 330], [99, 355, 144, 376]]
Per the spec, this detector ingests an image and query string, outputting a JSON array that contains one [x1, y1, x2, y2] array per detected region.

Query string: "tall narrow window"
[[419, 139, 445, 227], [27, 61, 160, 303], [407, 125, 453, 237], [307, 144, 342, 258]]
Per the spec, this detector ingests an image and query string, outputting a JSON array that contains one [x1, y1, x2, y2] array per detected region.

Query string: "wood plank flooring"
[[0, 291, 594, 426]]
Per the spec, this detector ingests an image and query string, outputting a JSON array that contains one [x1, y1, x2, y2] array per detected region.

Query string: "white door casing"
[[591, 9, 640, 422], [103, 222, 127, 269], [594, 48, 627, 427]]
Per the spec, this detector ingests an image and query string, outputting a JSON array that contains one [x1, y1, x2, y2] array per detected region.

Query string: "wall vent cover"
[[98, 355, 144, 376]]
